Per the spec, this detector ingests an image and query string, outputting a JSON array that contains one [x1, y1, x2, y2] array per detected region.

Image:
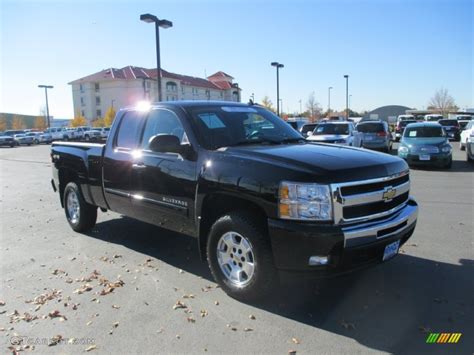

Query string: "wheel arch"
[[197, 192, 268, 261]]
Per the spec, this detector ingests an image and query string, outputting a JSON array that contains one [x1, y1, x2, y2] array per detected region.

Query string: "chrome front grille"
[[331, 171, 410, 224], [411, 145, 439, 154]]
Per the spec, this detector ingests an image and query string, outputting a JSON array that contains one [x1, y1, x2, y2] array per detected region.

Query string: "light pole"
[[250, 93, 255, 102], [271, 62, 284, 116], [279, 99, 283, 115], [298, 99, 302, 114], [38, 85, 53, 129], [140, 13, 173, 102], [344, 75, 349, 120], [328, 86, 333, 116], [111, 99, 115, 109], [349, 94, 352, 112]]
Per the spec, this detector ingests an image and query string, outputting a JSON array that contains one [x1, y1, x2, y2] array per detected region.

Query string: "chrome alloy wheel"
[[66, 190, 80, 224], [217, 231, 255, 287]]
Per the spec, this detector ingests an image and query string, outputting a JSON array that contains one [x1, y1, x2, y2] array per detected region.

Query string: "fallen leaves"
[[85, 344, 97, 352], [200, 309, 208, 318], [187, 317, 196, 323], [249, 314, 256, 320], [291, 337, 300, 344], [0, 300, 6, 306], [48, 310, 67, 321], [173, 301, 187, 310], [243, 327, 253, 332], [10, 310, 38, 323], [26, 289, 62, 305], [112, 305, 120, 309], [48, 335, 63, 346], [73, 284, 93, 294], [99, 279, 125, 296]]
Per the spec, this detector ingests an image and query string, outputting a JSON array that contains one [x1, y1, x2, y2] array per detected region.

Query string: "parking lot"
[[1, 143, 472, 354]]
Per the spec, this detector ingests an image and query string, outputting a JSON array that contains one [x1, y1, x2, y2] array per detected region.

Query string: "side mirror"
[[148, 134, 182, 154]]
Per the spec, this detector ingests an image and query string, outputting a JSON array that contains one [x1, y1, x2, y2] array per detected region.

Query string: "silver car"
[[13, 134, 34, 146], [353, 120, 392, 153]]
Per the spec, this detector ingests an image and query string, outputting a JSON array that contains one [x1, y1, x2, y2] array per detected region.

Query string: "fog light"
[[308, 256, 330, 266]]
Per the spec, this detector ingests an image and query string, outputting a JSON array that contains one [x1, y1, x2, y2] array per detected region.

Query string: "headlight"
[[441, 145, 452, 153], [398, 146, 409, 153], [279, 182, 332, 221]]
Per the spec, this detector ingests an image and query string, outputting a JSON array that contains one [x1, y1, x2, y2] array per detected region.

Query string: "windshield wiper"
[[279, 137, 306, 143], [231, 137, 283, 146]]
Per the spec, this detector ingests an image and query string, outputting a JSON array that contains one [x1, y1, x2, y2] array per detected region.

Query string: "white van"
[[424, 114, 443, 122], [397, 114, 415, 123]]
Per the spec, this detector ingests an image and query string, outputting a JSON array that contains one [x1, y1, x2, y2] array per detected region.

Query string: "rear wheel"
[[467, 144, 473, 162], [207, 211, 278, 301], [85, 135, 90, 141], [460, 140, 465, 151], [63, 182, 97, 232]]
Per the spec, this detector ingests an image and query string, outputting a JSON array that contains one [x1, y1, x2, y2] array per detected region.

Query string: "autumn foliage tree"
[[92, 118, 105, 127], [260, 96, 275, 113], [104, 106, 116, 127], [0, 116, 7, 131], [70, 112, 88, 127], [34, 116, 47, 130], [12, 116, 26, 129]]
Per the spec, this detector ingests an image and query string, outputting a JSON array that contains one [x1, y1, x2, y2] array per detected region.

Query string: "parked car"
[[396, 114, 415, 124], [51, 101, 418, 300], [39, 131, 53, 144], [299, 123, 317, 138], [43, 127, 65, 141], [394, 120, 417, 141], [84, 128, 102, 141], [398, 122, 452, 169], [454, 114, 473, 130], [13, 133, 34, 146], [61, 128, 78, 140], [25, 132, 43, 144], [424, 114, 443, 122], [0, 133, 15, 147], [438, 119, 460, 141], [306, 121, 355, 145], [459, 120, 474, 151], [3, 129, 25, 136], [466, 131, 474, 163], [100, 127, 111, 139], [353, 120, 392, 152], [74, 126, 92, 140]]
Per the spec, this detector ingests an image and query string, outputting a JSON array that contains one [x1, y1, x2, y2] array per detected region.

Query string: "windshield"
[[188, 106, 302, 149], [425, 115, 442, 121], [313, 124, 349, 135], [301, 124, 317, 134], [438, 120, 458, 126], [404, 126, 445, 138], [356, 122, 384, 133]]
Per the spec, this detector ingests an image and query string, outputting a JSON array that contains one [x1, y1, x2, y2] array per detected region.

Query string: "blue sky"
[[1, 0, 472, 118]]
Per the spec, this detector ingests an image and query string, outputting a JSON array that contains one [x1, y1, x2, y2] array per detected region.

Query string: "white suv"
[[460, 120, 474, 151]]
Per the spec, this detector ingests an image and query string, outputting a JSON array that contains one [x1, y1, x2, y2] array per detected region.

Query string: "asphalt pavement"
[[0, 143, 472, 354]]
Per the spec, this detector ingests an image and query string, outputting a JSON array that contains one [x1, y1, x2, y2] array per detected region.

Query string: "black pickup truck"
[[51, 101, 418, 300]]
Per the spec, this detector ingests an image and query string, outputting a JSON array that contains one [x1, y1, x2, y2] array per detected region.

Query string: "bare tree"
[[261, 96, 275, 112], [306, 92, 322, 122], [428, 88, 458, 115]]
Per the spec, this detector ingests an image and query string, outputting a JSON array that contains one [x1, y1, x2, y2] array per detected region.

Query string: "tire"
[[34, 139, 39, 144], [85, 135, 90, 142], [207, 211, 278, 301], [63, 182, 97, 232], [460, 140, 465, 151], [467, 145, 473, 162], [444, 158, 452, 169]]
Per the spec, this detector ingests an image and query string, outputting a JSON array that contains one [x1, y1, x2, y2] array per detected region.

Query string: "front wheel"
[[207, 211, 278, 301], [460, 140, 465, 151], [84, 135, 90, 141], [63, 182, 97, 232]]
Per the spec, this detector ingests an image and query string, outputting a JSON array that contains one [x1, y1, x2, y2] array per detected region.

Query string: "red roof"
[[69, 66, 234, 90], [207, 71, 234, 80]]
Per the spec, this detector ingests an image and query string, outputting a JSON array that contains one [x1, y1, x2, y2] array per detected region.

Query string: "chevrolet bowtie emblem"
[[383, 187, 396, 201]]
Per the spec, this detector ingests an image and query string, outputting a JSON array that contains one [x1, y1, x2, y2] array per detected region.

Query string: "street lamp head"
[[344, 75, 349, 78], [158, 19, 173, 28], [271, 62, 279, 67], [278, 64, 284, 68], [329, 86, 333, 90], [38, 85, 53, 89], [140, 13, 158, 23]]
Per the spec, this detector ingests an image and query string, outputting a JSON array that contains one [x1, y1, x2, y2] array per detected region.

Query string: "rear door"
[[102, 110, 146, 216], [129, 108, 197, 235]]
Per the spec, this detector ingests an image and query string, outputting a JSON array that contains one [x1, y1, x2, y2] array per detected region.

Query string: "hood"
[[402, 137, 447, 146], [222, 142, 407, 183]]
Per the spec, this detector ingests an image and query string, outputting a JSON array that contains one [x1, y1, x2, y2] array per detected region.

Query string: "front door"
[[103, 110, 146, 216], [130, 108, 197, 235]]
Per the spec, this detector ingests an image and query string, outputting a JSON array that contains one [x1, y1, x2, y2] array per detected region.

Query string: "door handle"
[[132, 163, 146, 169]]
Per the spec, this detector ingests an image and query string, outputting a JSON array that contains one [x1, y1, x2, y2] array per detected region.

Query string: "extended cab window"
[[141, 109, 186, 150], [115, 111, 145, 149]]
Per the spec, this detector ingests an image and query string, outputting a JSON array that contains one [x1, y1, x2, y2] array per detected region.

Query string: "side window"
[[115, 111, 145, 149], [142, 109, 186, 150]]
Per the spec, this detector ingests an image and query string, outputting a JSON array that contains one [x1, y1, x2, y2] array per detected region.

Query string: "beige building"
[[69, 66, 241, 121]]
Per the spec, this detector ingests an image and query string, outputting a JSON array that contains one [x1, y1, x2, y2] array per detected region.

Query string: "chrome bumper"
[[342, 198, 418, 248]]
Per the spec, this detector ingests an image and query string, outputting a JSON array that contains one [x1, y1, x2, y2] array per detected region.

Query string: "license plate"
[[383, 240, 400, 261], [364, 136, 373, 141], [419, 154, 430, 161]]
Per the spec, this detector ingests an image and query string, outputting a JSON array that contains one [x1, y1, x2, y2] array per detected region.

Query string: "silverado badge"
[[382, 187, 397, 201]]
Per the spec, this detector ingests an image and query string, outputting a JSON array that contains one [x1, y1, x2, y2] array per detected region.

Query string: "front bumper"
[[268, 198, 418, 277], [402, 153, 451, 167]]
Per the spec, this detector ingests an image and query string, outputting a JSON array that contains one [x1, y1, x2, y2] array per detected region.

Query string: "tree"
[[306, 92, 322, 122], [92, 118, 105, 127], [12, 115, 25, 129], [428, 88, 458, 115], [103, 106, 116, 127], [70, 112, 88, 127], [34, 116, 47, 130], [0, 115, 7, 131], [260, 96, 275, 113]]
